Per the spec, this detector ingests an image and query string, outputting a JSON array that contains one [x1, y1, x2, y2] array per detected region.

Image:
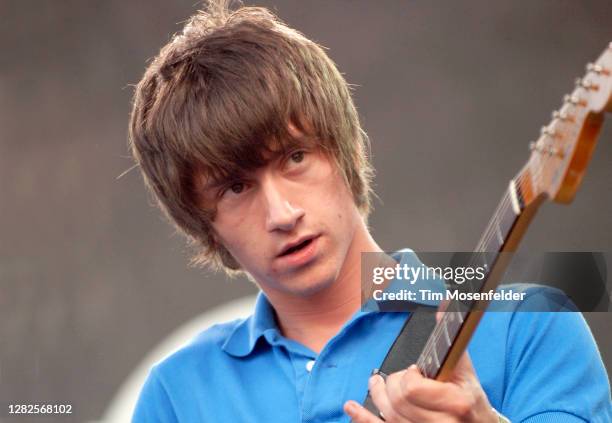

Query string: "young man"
[[129, 2, 611, 422]]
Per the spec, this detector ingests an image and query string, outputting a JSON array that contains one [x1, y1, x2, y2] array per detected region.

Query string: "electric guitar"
[[416, 43, 612, 382]]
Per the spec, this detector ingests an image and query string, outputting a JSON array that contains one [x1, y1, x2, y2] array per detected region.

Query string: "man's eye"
[[289, 150, 305, 164], [220, 182, 245, 197], [229, 182, 244, 194]]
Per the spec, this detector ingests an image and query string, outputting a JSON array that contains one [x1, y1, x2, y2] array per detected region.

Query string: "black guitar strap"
[[357, 306, 437, 420]]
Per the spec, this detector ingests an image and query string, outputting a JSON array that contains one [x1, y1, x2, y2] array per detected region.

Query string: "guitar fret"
[[495, 219, 504, 244], [499, 193, 518, 236], [509, 179, 522, 215], [482, 224, 504, 251], [425, 360, 435, 379], [423, 300, 470, 379], [435, 332, 448, 367], [449, 312, 462, 335], [442, 321, 451, 346], [432, 344, 440, 368], [412, 46, 608, 382], [426, 354, 433, 377], [442, 311, 460, 341], [477, 190, 519, 254]]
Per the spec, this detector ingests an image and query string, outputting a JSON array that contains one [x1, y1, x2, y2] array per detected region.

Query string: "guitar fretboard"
[[416, 183, 522, 378]]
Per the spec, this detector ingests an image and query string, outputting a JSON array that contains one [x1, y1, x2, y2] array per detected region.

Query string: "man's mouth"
[[278, 237, 315, 257], [274, 235, 320, 269]]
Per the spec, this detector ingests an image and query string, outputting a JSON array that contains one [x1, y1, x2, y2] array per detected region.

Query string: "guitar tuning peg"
[[546, 146, 564, 158], [552, 110, 574, 122], [563, 94, 583, 106], [552, 110, 571, 122], [575, 77, 598, 90], [541, 126, 556, 137], [586, 63, 603, 74], [586, 62, 610, 76], [530, 141, 562, 157], [529, 141, 545, 153]]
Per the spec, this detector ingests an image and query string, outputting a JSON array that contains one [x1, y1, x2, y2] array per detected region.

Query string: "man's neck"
[[265, 220, 385, 353]]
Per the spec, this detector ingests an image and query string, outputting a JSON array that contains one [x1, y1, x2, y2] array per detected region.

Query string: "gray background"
[[1, 0, 611, 421]]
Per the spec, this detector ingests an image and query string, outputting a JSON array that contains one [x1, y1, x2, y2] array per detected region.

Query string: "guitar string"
[[419, 82, 595, 369], [416, 164, 550, 374], [416, 174, 528, 373], [449, 93, 585, 294], [417, 183, 520, 371], [416, 196, 509, 372], [416, 96, 591, 374]]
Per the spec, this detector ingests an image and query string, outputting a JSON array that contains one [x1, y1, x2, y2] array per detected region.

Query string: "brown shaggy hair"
[[129, 0, 374, 275]]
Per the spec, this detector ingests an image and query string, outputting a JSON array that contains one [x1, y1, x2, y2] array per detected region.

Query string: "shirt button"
[[305, 360, 315, 372]]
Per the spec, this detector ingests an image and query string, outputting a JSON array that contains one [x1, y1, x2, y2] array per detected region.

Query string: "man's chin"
[[274, 271, 336, 298]]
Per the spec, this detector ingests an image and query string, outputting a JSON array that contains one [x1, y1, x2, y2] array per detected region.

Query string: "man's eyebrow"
[[202, 176, 234, 191], [198, 137, 314, 191], [201, 179, 222, 191], [287, 134, 313, 147]]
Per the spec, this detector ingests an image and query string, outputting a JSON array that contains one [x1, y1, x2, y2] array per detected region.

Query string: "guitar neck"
[[417, 177, 544, 380], [415, 42, 611, 380]]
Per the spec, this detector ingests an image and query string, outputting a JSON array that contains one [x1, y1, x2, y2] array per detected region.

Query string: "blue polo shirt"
[[133, 252, 612, 422]]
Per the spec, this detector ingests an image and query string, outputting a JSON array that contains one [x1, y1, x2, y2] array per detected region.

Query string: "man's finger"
[[343, 400, 383, 423], [368, 373, 397, 421], [392, 364, 463, 412]]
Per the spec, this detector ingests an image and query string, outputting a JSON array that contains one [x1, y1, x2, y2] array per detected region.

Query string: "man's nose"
[[262, 177, 305, 232]]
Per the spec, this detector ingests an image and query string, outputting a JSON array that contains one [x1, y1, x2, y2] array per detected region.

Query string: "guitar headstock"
[[516, 43, 612, 207]]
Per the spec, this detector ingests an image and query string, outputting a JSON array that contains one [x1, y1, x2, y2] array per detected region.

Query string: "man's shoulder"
[[133, 317, 254, 421], [190, 317, 246, 347], [154, 317, 248, 375]]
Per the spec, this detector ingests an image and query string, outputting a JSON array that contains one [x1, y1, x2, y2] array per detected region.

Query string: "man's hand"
[[343, 352, 498, 423]]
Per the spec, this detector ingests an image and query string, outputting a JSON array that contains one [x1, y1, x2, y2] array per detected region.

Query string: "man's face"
[[197, 142, 363, 298]]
